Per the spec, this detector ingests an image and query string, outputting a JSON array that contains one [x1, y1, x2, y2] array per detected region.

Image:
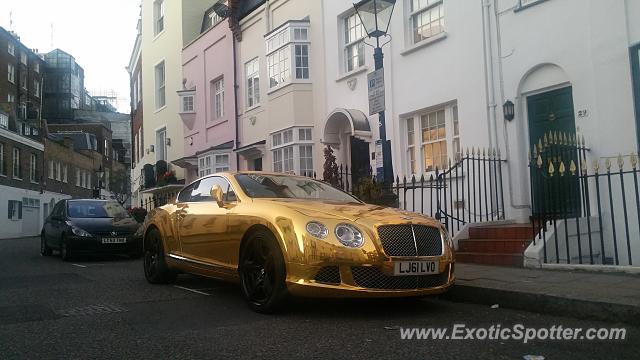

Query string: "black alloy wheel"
[[239, 231, 288, 313], [41, 232, 52, 256], [60, 234, 73, 262], [143, 228, 176, 284]]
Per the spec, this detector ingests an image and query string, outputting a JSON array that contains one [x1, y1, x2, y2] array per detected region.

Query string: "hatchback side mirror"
[[210, 185, 224, 207]]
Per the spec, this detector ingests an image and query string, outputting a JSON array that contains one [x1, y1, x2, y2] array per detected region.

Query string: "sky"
[[1, 0, 141, 113]]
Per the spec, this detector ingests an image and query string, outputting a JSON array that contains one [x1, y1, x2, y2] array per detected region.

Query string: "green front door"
[[527, 86, 580, 217]]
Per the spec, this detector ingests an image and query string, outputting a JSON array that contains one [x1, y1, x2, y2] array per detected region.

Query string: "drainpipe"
[[232, 19, 240, 171], [481, 0, 498, 151]]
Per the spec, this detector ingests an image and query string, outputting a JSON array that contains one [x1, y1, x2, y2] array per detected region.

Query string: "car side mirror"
[[210, 185, 224, 207]]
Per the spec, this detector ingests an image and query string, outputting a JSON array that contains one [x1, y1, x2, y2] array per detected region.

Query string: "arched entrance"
[[322, 109, 372, 188]]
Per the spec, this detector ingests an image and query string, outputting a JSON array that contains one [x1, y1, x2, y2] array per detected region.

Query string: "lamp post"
[[354, 0, 396, 195], [95, 165, 104, 199]]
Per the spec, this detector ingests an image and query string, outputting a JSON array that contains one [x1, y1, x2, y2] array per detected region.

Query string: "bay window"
[[271, 127, 314, 176], [198, 153, 230, 177], [265, 21, 311, 90]]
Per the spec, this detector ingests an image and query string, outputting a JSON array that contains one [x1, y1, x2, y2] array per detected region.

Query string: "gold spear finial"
[[580, 159, 587, 173], [563, 132, 569, 146], [537, 154, 543, 168], [569, 160, 577, 175], [631, 152, 638, 169], [605, 158, 612, 171], [617, 154, 625, 170], [548, 160, 555, 177], [593, 159, 600, 174], [559, 160, 566, 176], [543, 133, 549, 148]]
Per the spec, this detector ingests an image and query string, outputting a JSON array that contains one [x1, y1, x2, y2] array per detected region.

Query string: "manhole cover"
[[56, 304, 127, 317]]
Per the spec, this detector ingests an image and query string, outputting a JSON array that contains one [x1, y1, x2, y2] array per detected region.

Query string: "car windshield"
[[235, 174, 361, 203], [67, 201, 130, 219]]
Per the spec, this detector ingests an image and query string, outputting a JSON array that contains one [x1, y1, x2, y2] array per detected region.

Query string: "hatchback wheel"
[[60, 235, 73, 262], [40, 232, 52, 256], [239, 231, 288, 313], [143, 228, 176, 284]]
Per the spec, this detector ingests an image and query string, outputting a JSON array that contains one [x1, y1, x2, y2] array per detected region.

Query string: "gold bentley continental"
[[142, 172, 455, 312]]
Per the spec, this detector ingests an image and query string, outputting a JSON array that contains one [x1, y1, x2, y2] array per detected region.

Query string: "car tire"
[[143, 228, 176, 284], [41, 232, 53, 256], [239, 230, 288, 314], [60, 234, 73, 262]]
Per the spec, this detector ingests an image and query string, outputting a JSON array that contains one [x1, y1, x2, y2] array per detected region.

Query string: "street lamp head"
[[96, 165, 105, 179], [354, 0, 396, 39]]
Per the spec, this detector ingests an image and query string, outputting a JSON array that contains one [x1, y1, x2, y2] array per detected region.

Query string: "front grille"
[[314, 266, 341, 284], [378, 225, 442, 257], [351, 265, 450, 290]]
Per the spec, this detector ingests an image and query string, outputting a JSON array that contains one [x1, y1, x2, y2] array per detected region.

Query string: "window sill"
[[266, 80, 311, 96], [514, 0, 549, 12], [153, 29, 166, 42], [154, 105, 167, 114], [400, 32, 448, 57], [13, 177, 23, 181], [335, 66, 369, 83], [245, 104, 262, 113], [206, 118, 228, 129]]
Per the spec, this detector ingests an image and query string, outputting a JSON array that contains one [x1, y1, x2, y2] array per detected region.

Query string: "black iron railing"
[[530, 132, 640, 266]]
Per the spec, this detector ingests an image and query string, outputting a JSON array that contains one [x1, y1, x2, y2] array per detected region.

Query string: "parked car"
[[142, 172, 455, 313], [41, 199, 143, 261]]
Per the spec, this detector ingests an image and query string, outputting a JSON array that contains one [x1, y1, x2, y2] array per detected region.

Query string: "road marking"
[[173, 285, 210, 296], [71, 264, 87, 268]]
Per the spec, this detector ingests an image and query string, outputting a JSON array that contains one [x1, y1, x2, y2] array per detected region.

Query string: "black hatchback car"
[[41, 199, 143, 261]]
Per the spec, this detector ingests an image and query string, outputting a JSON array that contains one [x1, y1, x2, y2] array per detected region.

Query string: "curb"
[[440, 284, 640, 325]]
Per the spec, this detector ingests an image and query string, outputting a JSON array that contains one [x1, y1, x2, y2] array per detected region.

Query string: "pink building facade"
[[176, 10, 236, 184]]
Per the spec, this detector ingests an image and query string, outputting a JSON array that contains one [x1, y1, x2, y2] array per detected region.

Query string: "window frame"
[[270, 127, 314, 176], [245, 58, 260, 109], [0, 143, 4, 176], [409, 0, 445, 45], [156, 127, 167, 162], [8, 42, 15, 56], [8, 64, 15, 84], [343, 12, 366, 73], [154, 61, 166, 110], [12, 147, 21, 179], [265, 23, 311, 91], [153, 0, 165, 36], [30, 153, 37, 183], [213, 77, 224, 119]]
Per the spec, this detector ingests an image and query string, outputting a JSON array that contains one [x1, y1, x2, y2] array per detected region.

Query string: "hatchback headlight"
[[306, 221, 328, 239], [334, 224, 364, 248], [68, 223, 92, 237]]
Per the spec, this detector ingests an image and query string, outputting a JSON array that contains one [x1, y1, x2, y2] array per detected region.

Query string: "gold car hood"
[[260, 198, 440, 225]]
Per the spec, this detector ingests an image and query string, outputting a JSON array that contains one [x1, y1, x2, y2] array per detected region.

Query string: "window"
[[8, 42, 14, 56], [406, 118, 417, 174], [34, 62, 39, 73], [8, 200, 22, 220], [154, 0, 165, 35], [344, 12, 366, 72], [245, 58, 260, 108], [213, 78, 224, 118], [104, 139, 109, 158], [8, 64, 15, 83], [410, 0, 444, 44], [20, 52, 27, 65], [190, 176, 236, 203], [266, 23, 311, 89], [55, 161, 61, 181], [180, 94, 194, 113], [12, 148, 20, 179], [20, 70, 27, 89], [30, 154, 37, 182], [0, 113, 7, 129], [34, 80, 40, 97], [7, 94, 15, 103], [198, 153, 230, 177], [155, 61, 166, 109], [18, 103, 26, 120], [76, 168, 81, 186], [214, 154, 230, 172], [0, 143, 4, 175], [404, 103, 459, 174], [49, 160, 54, 179], [156, 128, 167, 161], [271, 127, 313, 176], [209, 9, 222, 27], [294, 44, 309, 79], [63, 164, 68, 183]]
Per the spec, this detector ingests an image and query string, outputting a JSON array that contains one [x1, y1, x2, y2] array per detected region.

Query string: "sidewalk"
[[443, 263, 640, 324]]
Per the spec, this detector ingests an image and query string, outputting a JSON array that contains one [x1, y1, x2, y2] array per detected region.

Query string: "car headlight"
[[66, 221, 92, 237], [441, 229, 454, 249], [306, 221, 328, 239], [334, 224, 364, 248]]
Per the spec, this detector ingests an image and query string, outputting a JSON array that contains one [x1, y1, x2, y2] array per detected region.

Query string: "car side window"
[[177, 182, 198, 203], [190, 176, 236, 203], [52, 201, 65, 218]]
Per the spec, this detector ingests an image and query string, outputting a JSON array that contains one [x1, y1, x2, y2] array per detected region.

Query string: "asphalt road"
[[1, 237, 638, 360]]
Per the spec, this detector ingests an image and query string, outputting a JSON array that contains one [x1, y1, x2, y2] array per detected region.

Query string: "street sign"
[[368, 68, 385, 115]]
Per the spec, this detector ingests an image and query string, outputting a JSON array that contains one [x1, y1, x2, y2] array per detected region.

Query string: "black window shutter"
[[18, 201, 22, 219], [8, 201, 13, 219]]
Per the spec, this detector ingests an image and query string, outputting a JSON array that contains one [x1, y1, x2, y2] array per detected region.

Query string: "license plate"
[[101, 237, 127, 244], [394, 261, 439, 276]]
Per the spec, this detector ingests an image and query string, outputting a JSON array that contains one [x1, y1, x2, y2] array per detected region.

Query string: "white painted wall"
[[0, 186, 70, 239]]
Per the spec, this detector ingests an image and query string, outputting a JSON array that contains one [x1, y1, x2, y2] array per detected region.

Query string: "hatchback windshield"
[[67, 200, 130, 219], [235, 174, 361, 203]]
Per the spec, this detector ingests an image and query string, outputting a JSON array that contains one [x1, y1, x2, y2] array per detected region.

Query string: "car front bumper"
[[67, 235, 143, 255], [284, 260, 455, 298]]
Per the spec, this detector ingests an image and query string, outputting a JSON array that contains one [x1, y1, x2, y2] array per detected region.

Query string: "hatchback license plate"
[[101, 237, 127, 244], [394, 261, 439, 276]]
